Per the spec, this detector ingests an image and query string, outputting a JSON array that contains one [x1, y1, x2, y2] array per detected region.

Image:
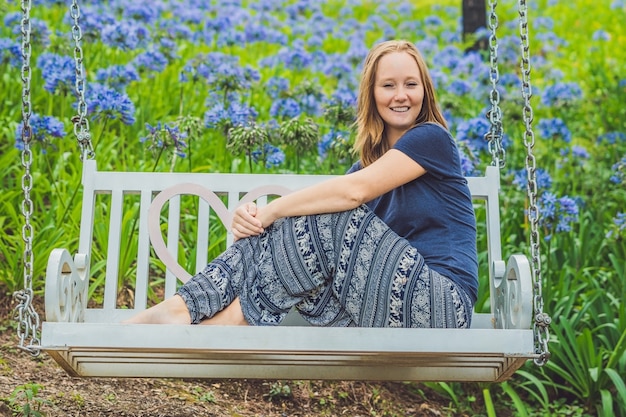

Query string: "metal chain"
[[70, 0, 95, 160], [485, 0, 506, 168], [518, 0, 551, 366], [14, 0, 41, 357]]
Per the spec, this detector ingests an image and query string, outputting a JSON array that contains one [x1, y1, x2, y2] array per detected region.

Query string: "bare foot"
[[122, 295, 192, 324], [199, 297, 249, 326]]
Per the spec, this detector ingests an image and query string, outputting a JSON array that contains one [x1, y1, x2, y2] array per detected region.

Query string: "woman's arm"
[[231, 149, 426, 240]]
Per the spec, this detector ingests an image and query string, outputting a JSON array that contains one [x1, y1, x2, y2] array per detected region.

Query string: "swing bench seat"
[[41, 160, 535, 382]]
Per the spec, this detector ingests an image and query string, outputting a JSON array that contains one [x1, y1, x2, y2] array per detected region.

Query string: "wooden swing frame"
[[41, 160, 535, 381]]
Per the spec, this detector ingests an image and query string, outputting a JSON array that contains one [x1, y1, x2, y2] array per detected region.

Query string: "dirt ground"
[[0, 295, 463, 417]]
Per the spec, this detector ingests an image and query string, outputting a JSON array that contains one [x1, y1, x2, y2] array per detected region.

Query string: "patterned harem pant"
[[177, 205, 473, 328]]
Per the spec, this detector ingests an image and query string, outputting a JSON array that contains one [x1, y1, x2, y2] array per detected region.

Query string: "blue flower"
[[320, 54, 355, 85], [70, 5, 116, 41], [429, 69, 448, 90], [37, 53, 76, 94], [448, 79, 472, 96], [535, 32, 568, 54], [318, 129, 350, 161], [455, 117, 491, 152], [122, 1, 164, 25], [498, 73, 522, 93], [207, 12, 236, 32], [0, 37, 21, 67], [84, 83, 136, 125], [170, 2, 206, 24], [343, 34, 370, 67], [244, 23, 288, 45], [180, 52, 259, 92], [610, 156, 626, 184], [512, 168, 553, 191], [540, 82, 582, 107], [606, 212, 626, 239], [261, 41, 314, 70], [230, 102, 259, 127], [252, 144, 285, 169], [204, 97, 258, 130], [433, 46, 462, 73], [101, 21, 151, 51], [96, 64, 140, 92], [397, 1, 414, 15], [265, 77, 290, 99], [415, 37, 440, 61], [559, 145, 590, 167], [132, 50, 168, 73], [270, 98, 302, 119], [216, 28, 246, 48], [538, 118, 572, 143], [299, 93, 323, 117], [538, 192, 580, 239], [158, 20, 194, 42], [158, 38, 179, 61], [5, 12, 51, 48], [424, 15, 443, 27], [496, 35, 524, 66], [596, 131, 626, 145], [458, 149, 478, 177], [328, 86, 357, 108], [140, 121, 188, 158], [318, 131, 336, 160], [204, 102, 229, 129], [554, 196, 579, 232], [15, 113, 65, 151], [592, 30, 611, 41], [570, 145, 590, 159], [534, 17, 555, 31], [453, 138, 480, 177]]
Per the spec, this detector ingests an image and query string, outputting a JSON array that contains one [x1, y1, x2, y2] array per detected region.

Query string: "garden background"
[[1, 0, 625, 416]]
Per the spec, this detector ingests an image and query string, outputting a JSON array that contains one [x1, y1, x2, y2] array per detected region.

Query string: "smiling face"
[[373, 51, 424, 145]]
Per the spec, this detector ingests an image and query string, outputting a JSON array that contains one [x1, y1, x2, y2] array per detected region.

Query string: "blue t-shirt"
[[348, 123, 478, 303]]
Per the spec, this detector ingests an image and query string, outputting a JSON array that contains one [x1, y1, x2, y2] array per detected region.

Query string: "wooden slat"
[[196, 198, 210, 272], [165, 195, 181, 298], [103, 189, 123, 310], [134, 190, 152, 311]]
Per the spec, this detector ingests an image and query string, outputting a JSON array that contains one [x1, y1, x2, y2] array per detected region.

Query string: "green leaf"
[[604, 368, 626, 412], [482, 387, 497, 417], [598, 389, 614, 417], [515, 369, 550, 408], [500, 381, 529, 417]]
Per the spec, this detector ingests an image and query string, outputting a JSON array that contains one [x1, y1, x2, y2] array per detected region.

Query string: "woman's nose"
[[394, 88, 408, 101]]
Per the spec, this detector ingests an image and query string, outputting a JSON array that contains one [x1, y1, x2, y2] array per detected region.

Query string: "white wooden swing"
[[14, 0, 551, 382]]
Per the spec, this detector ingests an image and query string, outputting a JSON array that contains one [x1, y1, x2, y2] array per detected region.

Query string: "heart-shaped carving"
[[148, 183, 292, 283]]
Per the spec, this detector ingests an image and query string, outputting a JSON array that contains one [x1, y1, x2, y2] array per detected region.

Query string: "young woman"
[[125, 40, 478, 329]]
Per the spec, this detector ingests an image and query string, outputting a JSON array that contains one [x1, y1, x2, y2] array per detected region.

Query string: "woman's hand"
[[231, 202, 264, 241]]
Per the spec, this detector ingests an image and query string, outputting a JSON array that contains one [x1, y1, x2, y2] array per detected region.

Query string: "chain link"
[[518, 0, 551, 366], [70, 0, 95, 160], [14, 0, 41, 357], [484, 0, 506, 169]]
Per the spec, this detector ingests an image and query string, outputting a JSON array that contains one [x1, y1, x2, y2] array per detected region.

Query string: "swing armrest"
[[493, 254, 533, 330], [45, 248, 90, 323]]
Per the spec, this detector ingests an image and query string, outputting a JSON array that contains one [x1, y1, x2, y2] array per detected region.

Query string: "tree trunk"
[[462, 0, 487, 50]]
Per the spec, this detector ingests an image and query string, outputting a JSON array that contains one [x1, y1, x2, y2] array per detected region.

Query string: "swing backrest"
[[72, 160, 503, 326]]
